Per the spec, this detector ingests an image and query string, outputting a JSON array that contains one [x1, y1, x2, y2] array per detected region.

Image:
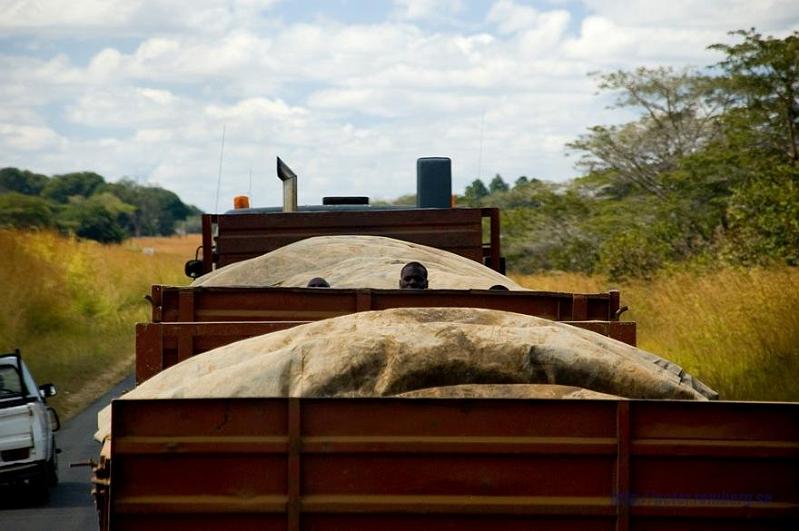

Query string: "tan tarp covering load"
[[191, 235, 520, 290], [97, 307, 716, 441]]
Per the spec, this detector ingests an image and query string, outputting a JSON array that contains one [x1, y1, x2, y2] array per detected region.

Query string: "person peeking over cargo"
[[399, 262, 428, 289], [489, 284, 509, 291], [307, 277, 330, 288]]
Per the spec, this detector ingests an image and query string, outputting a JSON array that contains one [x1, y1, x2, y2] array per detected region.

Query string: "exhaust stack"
[[417, 157, 452, 208], [276, 157, 298, 212]]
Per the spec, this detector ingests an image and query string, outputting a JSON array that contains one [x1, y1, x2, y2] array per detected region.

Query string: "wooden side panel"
[[108, 399, 799, 531]]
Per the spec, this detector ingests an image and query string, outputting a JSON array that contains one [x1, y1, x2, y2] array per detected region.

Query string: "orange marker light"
[[233, 195, 250, 209]]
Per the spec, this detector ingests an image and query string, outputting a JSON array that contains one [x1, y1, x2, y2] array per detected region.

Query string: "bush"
[[598, 228, 671, 280], [0, 193, 55, 229]]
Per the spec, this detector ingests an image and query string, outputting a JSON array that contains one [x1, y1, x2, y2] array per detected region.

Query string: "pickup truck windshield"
[[0, 364, 24, 398]]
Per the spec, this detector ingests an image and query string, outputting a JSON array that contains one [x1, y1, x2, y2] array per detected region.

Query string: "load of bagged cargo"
[[96, 307, 716, 440], [191, 235, 520, 290]]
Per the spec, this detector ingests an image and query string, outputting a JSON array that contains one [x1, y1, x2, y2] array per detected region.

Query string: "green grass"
[[513, 267, 799, 401], [0, 230, 195, 418]]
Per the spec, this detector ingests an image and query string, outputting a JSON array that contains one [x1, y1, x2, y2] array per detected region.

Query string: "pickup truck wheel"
[[47, 454, 59, 487], [31, 466, 50, 504]]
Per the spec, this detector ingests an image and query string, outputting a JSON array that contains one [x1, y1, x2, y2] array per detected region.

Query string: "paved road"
[[0, 375, 135, 531]]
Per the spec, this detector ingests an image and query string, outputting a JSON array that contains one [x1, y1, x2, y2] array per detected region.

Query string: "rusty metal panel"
[[137, 319, 636, 383], [135, 323, 163, 384], [110, 399, 290, 530], [135, 322, 308, 384], [201, 214, 214, 274], [571, 321, 637, 346], [627, 400, 799, 526], [482, 207, 501, 271], [108, 398, 799, 530], [369, 289, 566, 318], [153, 286, 618, 324], [211, 209, 489, 269], [609, 321, 636, 347]]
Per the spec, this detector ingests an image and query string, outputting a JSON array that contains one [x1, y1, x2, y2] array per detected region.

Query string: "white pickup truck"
[[0, 349, 60, 501]]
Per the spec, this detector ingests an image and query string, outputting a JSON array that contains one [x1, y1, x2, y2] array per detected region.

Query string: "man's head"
[[489, 284, 509, 291], [307, 277, 330, 288], [399, 262, 428, 289]]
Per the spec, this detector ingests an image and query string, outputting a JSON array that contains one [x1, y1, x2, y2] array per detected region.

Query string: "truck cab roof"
[[0, 353, 41, 407]]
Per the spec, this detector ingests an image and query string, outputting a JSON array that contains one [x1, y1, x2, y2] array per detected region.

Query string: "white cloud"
[[0, 0, 283, 35], [65, 87, 186, 128], [487, 0, 540, 34], [392, 0, 463, 21], [1, 0, 139, 29], [563, 16, 637, 61], [0, 123, 64, 151], [579, 0, 799, 31], [2, 1, 799, 212], [204, 98, 309, 127]]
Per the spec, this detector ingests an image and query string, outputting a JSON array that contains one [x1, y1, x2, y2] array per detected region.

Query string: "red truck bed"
[[135, 319, 637, 384], [139, 285, 635, 384], [201, 207, 502, 273], [150, 286, 626, 324], [105, 397, 799, 531], [98, 205, 799, 531]]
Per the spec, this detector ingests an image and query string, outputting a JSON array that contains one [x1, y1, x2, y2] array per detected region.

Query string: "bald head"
[[399, 262, 428, 289]]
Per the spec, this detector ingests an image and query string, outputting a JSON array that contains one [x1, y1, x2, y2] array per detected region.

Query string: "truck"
[[93, 158, 799, 530], [0, 349, 60, 501]]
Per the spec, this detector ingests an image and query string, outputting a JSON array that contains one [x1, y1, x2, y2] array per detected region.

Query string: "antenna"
[[248, 168, 253, 199], [477, 107, 486, 182], [214, 124, 226, 213]]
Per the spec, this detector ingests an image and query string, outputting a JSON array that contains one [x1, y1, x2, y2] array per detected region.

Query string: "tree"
[[58, 194, 130, 244], [708, 29, 799, 263], [0, 193, 55, 228], [42, 172, 104, 203], [499, 182, 600, 273], [710, 29, 799, 165], [99, 179, 197, 236], [724, 177, 799, 264], [74, 205, 126, 243], [0, 167, 49, 195], [489, 174, 509, 194], [514, 176, 529, 188], [462, 179, 489, 206], [567, 67, 728, 198]]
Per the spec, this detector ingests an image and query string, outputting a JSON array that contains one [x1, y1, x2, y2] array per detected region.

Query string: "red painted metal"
[[482, 207, 501, 270], [616, 401, 631, 531], [200, 208, 502, 274], [135, 320, 636, 384], [201, 214, 214, 274], [135, 321, 306, 383], [107, 398, 799, 530], [104, 202, 796, 531], [151, 286, 623, 324]]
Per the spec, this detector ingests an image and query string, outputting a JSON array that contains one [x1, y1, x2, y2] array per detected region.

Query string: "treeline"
[[460, 29, 798, 279], [0, 168, 202, 243]]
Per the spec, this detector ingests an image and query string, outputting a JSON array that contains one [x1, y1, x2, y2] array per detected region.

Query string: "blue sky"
[[2, 0, 798, 211]]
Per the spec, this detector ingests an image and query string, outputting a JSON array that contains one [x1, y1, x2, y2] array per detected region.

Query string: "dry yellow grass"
[[2, 228, 794, 417], [513, 267, 799, 401], [0, 230, 192, 418], [510, 271, 609, 293], [127, 234, 202, 257]]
